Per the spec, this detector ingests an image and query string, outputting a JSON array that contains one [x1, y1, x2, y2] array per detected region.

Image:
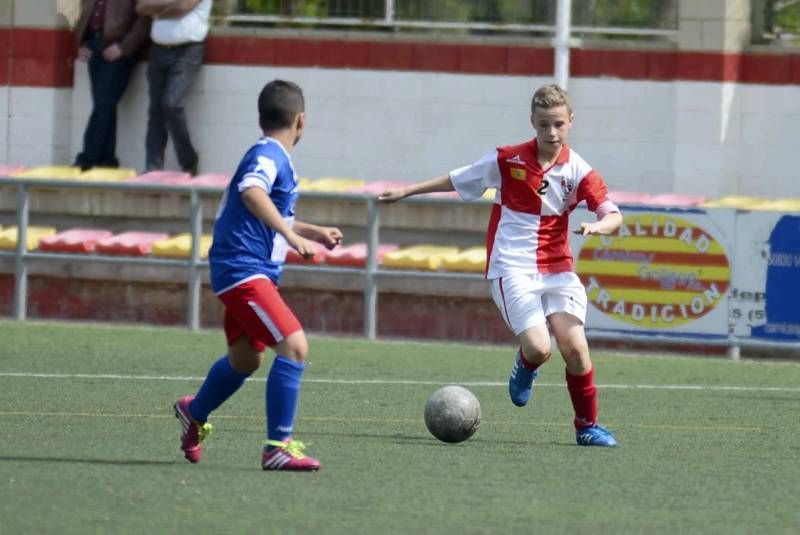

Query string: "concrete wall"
[[1, 0, 75, 170], [3, 0, 800, 199], [9, 87, 72, 166], [61, 62, 800, 198], [679, 0, 751, 51], [15, 0, 73, 27]]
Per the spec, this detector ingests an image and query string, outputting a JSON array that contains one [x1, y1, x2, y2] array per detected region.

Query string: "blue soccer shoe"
[[576, 424, 619, 447], [508, 356, 538, 407]]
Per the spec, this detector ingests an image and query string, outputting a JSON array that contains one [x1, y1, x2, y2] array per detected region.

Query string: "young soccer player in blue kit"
[[174, 80, 342, 471]]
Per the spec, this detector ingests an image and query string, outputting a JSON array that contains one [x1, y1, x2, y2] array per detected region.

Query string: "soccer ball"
[[424, 385, 481, 443]]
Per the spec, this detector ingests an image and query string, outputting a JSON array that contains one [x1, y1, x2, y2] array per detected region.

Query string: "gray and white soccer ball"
[[424, 385, 481, 443]]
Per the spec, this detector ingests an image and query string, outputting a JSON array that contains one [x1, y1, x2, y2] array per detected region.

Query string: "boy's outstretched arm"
[[378, 174, 454, 203], [293, 221, 343, 250], [241, 187, 318, 258], [574, 211, 623, 236]]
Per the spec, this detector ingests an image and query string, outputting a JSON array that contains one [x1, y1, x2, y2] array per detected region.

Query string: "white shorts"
[[490, 272, 587, 336]]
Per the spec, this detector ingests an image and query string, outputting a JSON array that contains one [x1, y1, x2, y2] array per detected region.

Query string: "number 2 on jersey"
[[536, 179, 549, 196]]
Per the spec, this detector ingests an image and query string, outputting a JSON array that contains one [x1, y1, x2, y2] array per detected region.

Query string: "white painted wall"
[[3, 62, 799, 198], [568, 79, 676, 195], [7, 86, 72, 167]]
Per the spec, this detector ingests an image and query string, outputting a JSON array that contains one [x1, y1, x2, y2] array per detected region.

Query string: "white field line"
[[0, 371, 799, 393]]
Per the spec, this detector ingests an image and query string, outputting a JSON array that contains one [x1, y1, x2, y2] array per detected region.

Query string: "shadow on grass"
[[198, 425, 571, 448], [301, 429, 566, 447], [0, 455, 176, 467]]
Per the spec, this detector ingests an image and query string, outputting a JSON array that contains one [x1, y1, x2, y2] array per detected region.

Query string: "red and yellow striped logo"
[[509, 168, 526, 180], [576, 214, 730, 328]]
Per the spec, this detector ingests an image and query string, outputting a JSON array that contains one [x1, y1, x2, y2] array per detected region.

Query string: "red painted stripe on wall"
[[0, 27, 75, 87], [203, 35, 800, 85], [0, 29, 9, 85], [676, 51, 742, 82], [204, 36, 555, 75], [1, 27, 799, 87]]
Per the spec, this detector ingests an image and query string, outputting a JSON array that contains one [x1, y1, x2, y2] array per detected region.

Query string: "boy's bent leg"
[[217, 278, 319, 470], [190, 345, 255, 423], [509, 324, 551, 407], [490, 275, 551, 407], [174, 284, 272, 464], [175, 338, 255, 463], [549, 313, 618, 447]]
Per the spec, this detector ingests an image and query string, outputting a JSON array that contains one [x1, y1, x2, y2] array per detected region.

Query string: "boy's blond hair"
[[531, 84, 572, 115]]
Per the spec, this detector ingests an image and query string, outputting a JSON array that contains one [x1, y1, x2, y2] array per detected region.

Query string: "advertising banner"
[[570, 206, 735, 338], [729, 211, 800, 343]]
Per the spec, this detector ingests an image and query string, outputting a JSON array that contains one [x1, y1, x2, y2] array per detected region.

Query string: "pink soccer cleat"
[[261, 439, 321, 471], [173, 395, 212, 463]]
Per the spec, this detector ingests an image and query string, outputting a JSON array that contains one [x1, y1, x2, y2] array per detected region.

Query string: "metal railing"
[[0, 177, 484, 339], [2, 179, 220, 330], [752, 0, 800, 44], [2, 176, 798, 358], [224, 0, 679, 39]]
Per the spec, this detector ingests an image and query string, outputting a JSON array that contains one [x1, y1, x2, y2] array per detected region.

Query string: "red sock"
[[517, 348, 540, 371], [565, 368, 597, 430]]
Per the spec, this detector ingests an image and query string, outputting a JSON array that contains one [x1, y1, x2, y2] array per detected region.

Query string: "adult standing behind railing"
[[73, 0, 151, 171], [136, 0, 212, 177]]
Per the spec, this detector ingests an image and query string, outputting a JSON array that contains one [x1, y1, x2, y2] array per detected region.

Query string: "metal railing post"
[[385, 0, 394, 24], [13, 184, 29, 320], [187, 189, 202, 330], [726, 341, 741, 361], [364, 197, 379, 339], [554, 0, 572, 89]]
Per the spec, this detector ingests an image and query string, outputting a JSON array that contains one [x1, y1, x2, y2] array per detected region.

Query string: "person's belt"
[[154, 41, 202, 49]]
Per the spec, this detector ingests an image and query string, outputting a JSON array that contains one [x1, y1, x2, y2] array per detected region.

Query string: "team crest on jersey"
[[560, 176, 575, 194]]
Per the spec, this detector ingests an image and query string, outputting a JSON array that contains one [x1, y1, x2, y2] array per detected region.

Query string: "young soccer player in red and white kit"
[[380, 84, 622, 447]]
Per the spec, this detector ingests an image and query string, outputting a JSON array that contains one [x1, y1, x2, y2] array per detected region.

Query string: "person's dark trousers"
[[145, 41, 204, 174], [74, 36, 139, 170]]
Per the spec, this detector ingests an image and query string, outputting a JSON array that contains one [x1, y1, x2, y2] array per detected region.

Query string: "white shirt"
[[151, 0, 212, 45]]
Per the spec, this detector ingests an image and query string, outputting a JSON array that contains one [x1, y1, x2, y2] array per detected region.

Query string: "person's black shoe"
[[184, 157, 199, 177], [72, 153, 92, 171]]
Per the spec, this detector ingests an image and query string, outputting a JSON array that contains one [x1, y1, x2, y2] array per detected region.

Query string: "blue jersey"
[[209, 137, 299, 293]]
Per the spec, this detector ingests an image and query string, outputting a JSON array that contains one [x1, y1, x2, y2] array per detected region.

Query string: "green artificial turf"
[[0, 320, 798, 533]]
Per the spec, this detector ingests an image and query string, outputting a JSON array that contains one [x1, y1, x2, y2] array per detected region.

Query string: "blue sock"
[[265, 355, 305, 449], [189, 355, 250, 423]]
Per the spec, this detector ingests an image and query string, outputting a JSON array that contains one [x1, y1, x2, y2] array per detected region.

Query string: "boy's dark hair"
[[258, 80, 305, 132]]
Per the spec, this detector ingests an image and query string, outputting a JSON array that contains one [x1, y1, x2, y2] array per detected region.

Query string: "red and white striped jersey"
[[450, 139, 617, 279]]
